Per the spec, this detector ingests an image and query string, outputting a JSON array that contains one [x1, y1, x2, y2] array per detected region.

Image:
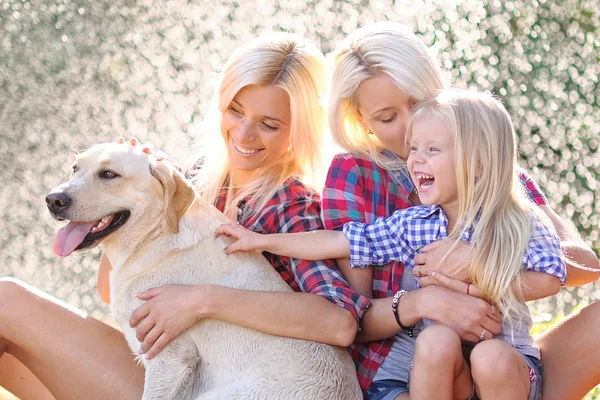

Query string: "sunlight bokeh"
[[1, 0, 598, 397]]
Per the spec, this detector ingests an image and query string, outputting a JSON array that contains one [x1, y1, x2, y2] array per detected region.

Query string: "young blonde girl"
[[216, 88, 566, 400]]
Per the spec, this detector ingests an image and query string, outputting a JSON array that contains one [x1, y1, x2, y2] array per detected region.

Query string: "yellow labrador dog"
[[46, 143, 362, 400]]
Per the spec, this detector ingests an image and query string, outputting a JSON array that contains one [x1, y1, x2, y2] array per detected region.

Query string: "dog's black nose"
[[46, 192, 71, 215]]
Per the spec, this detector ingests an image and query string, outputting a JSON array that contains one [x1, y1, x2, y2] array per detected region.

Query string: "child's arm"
[[538, 204, 600, 286], [338, 209, 422, 297], [425, 214, 567, 303], [215, 222, 350, 260], [520, 214, 567, 299], [216, 223, 376, 298], [519, 168, 599, 286]]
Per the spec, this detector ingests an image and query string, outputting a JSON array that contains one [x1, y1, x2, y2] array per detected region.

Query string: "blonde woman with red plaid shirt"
[[322, 22, 599, 400], [0, 33, 367, 400]]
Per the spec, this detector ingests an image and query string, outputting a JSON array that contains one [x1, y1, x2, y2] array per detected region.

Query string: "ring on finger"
[[479, 328, 487, 341]]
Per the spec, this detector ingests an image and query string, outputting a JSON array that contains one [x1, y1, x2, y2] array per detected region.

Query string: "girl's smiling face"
[[221, 84, 292, 186], [407, 115, 459, 218]]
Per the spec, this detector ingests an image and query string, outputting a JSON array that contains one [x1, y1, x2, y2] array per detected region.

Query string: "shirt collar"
[[428, 205, 474, 242], [380, 149, 415, 195]]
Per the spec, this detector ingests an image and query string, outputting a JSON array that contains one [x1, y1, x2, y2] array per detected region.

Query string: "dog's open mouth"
[[53, 211, 130, 257]]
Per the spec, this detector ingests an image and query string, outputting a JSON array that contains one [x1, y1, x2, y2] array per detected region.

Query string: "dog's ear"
[[150, 159, 196, 234]]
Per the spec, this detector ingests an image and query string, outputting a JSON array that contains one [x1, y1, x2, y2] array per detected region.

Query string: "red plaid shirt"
[[322, 153, 548, 391], [212, 177, 370, 323]]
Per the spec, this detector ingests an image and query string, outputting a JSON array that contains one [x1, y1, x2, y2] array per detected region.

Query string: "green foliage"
[[586, 386, 600, 400]]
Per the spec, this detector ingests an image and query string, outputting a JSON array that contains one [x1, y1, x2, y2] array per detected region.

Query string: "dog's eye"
[[72, 164, 78, 172], [100, 170, 120, 179]]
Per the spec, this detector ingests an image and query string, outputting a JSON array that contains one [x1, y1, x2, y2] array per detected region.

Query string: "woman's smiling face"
[[221, 84, 292, 185]]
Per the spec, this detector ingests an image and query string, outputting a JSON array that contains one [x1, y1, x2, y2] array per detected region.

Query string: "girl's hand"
[[420, 271, 484, 299], [413, 238, 473, 282], [117, 136, 176, 169], [129, 284, 212, 359], [214, 222, 265, 254]]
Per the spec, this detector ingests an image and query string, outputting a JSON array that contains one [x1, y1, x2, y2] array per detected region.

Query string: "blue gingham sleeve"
[[524, 214, 567, 285], [342, 210, 417, 269]]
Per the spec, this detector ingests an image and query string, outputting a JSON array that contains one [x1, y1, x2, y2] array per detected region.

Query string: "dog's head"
[[46, 143, 196, 257]]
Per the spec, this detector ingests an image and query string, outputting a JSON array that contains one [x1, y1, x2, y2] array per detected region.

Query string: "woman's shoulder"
[[260, 177, 321, 211], [329, 152, 381, 172], [516, 166, 548, 206], [326, 152, 413, 198], [327, 152, 410, 181], [248, 177, 323, 233], [326, 152, 389, 187]]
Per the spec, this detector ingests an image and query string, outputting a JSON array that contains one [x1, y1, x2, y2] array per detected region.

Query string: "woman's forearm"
[[202, 285, 358, 347], [358, 286, 502, 343], [561, 241, 600, 287], [539, 205, 600, 286], [357, 290, 425, 342]]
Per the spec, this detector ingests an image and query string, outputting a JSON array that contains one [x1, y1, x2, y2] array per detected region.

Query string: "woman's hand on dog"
[[130, 284, 215, 359], [215, 222, 266, 254]]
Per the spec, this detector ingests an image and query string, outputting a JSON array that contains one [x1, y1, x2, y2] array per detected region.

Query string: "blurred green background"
[[0, 0, 598, 398]]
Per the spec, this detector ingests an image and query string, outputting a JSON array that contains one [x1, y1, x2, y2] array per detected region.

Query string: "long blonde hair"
[[329, 21, 445, 170], [408, 89, 540, 321], [197, 32, 329, 217]]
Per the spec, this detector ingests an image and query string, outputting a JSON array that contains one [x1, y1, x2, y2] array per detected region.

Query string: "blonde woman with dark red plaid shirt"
[[321, 22, 599, 400], [0, 33, 368, 400]]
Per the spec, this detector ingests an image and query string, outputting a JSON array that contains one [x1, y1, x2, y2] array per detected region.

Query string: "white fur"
[[49, 143, 362, 400]]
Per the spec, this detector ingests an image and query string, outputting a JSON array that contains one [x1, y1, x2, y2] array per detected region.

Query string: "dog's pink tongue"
[[53, 221, 97, 257]]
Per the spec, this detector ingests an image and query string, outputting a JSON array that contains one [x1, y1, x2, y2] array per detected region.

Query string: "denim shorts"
[[524, 355, 543, 400], [366, 355, 542, 400], [463, 353, 543, 400], [365, 379, 409, 400]]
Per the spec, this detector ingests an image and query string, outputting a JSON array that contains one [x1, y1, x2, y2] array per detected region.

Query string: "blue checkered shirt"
[[343, 205, 566, 284]]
